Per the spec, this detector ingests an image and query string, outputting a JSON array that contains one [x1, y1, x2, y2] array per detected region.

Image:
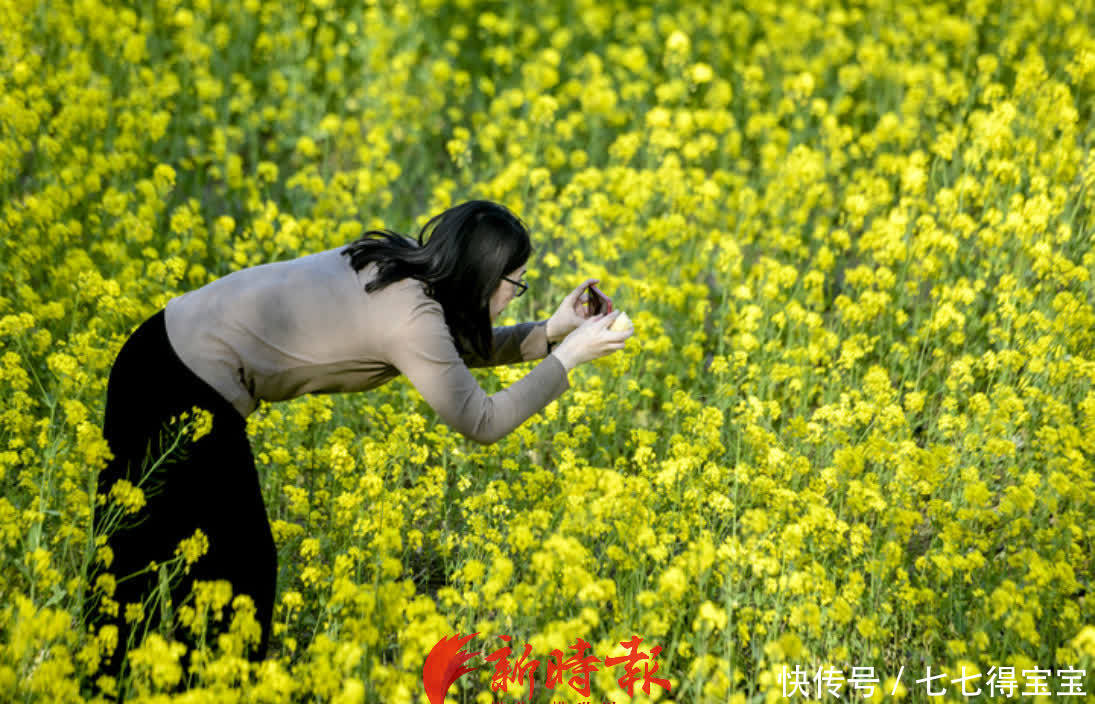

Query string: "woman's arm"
[[383, 301, 569, 445], [461, 321, 553, 368]]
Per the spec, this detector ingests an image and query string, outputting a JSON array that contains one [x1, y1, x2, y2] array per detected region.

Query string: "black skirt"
[[89, 308, 277, 683]]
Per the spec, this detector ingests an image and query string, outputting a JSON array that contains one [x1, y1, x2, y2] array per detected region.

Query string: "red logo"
[[423, 632, 482, 704], [422, 633, 671, 702]]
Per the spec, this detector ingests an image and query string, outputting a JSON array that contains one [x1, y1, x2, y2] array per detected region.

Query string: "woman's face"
[[489, 264, 527, 322]]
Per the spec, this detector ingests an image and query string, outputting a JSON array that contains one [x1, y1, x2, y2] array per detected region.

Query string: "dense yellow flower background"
[[2, 0, 1095, 701]]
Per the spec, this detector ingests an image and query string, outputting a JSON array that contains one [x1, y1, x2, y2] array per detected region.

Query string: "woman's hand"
[[545, 277, 601, 342], [550, 311, 633, 372]]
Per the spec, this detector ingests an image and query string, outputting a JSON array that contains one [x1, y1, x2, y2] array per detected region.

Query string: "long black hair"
[[340, 200, 532, 360]]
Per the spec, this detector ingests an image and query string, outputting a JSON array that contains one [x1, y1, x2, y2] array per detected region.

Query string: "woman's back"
[[165, 248, 423, 418]]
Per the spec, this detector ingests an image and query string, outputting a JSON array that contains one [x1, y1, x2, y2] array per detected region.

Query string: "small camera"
[[585, 284, 612, 316]]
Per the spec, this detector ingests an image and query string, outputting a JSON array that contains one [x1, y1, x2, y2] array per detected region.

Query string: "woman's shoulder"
[[372, 275, 443, 322], [374, 281, 453, 354], [351, 258, 427, 297], [402, 280, 445, 321]]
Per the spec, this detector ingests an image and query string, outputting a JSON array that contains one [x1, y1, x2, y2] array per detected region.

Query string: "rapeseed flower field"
[[3, 0, 1095, 701]]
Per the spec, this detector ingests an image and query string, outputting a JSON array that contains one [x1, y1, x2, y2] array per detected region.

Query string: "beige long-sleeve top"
[[163, 246, 570, 444]]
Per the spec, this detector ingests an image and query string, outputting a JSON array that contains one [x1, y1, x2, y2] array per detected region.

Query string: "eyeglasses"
[[501, 275, 528, 297]]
